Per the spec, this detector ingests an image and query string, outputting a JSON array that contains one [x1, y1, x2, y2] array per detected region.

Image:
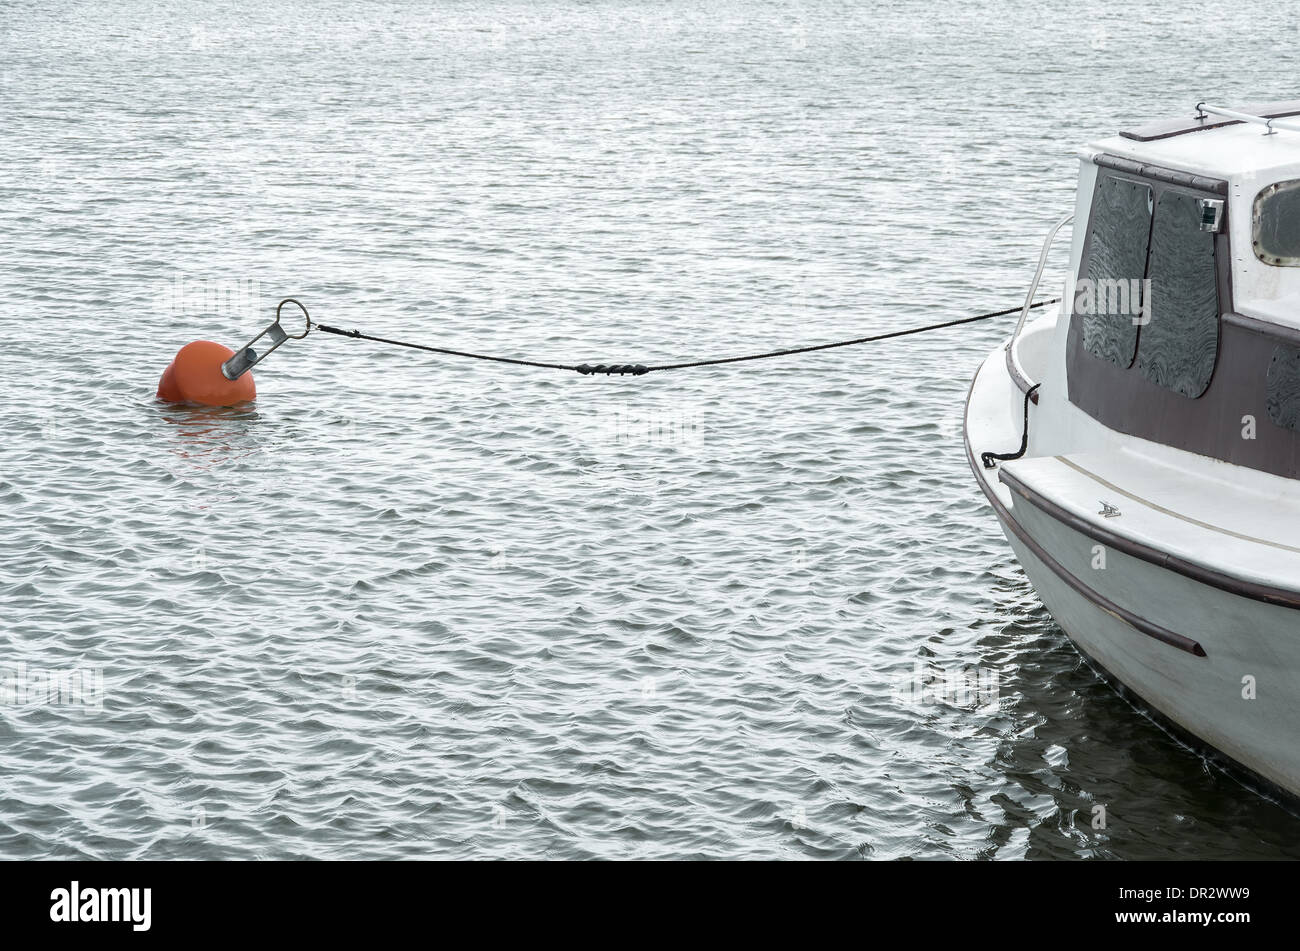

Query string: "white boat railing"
[[1005, 212, 1073, 399], [1196, 102, 1300, 136]]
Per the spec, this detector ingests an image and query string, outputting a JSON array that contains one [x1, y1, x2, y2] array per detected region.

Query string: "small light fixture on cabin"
[[1198, 197, 1225, 233]]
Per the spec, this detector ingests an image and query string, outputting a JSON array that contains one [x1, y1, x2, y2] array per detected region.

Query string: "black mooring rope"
[[311, 325, 582, 373], [313, 298, 1059, 376]]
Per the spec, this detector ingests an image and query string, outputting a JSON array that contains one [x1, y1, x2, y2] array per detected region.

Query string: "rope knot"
[[576, 364, 649, 376]]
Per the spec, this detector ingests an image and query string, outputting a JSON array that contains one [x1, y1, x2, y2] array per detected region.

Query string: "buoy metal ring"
[[276, 298, 313, 339]]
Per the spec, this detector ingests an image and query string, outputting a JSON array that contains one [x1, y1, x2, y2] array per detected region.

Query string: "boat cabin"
[[1056, 102, 1300, 479]]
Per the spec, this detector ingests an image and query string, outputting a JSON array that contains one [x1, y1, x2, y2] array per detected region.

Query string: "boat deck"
[[999, 449, 1300, 607]]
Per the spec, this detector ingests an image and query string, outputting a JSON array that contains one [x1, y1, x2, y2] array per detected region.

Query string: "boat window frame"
[[1072, 162, 1228, 400], [1252, 179, 1300, 266], [1074, 170, 1153, 370], [1135, 185, 1223, 398]]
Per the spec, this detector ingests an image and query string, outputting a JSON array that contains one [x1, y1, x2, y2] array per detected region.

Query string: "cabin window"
[[1135, 188, 1220, 398], [1079, 173, 1152, 368], [1253, 180, 1300, 266], [1266, 345, 1300, 432]]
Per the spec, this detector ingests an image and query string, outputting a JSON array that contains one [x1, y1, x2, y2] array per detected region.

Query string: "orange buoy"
[[156, 340, 256, 407]]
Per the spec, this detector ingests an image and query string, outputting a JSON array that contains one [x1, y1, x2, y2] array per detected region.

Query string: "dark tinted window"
[[1136, 188, 1219, 398], [1267, 345, 1300, 431], [1079, 173, 1152, 367], [1253, 180, 1300, 266]]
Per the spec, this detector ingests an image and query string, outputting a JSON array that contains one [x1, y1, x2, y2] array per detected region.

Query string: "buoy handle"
[[221, 298, 312, 380]]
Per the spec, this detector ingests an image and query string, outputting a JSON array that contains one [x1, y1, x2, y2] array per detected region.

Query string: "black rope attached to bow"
[[981, 383, 1041, 469], [313, 298, 1059, 376]]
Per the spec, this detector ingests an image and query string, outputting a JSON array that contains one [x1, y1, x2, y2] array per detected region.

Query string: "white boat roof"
[[1079, 101, 1300, 330], [1085, 121, 1300, 184]]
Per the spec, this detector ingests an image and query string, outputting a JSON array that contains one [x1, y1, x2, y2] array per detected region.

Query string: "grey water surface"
[[3, 0, 1300, 859]]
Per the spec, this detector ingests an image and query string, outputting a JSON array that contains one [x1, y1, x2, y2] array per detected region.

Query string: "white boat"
[[965, 101, 1300, 797]]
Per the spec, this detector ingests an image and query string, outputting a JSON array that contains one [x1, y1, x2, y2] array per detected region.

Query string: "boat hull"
[[966, 344, 1300, 799], [996, 503, 1300, 796]]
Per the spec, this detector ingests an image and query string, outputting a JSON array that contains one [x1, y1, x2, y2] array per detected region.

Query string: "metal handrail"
[[1005, 213, 1073, 400], [1010, 213, 1074, 345], [1195, 102, 1300, 136]]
